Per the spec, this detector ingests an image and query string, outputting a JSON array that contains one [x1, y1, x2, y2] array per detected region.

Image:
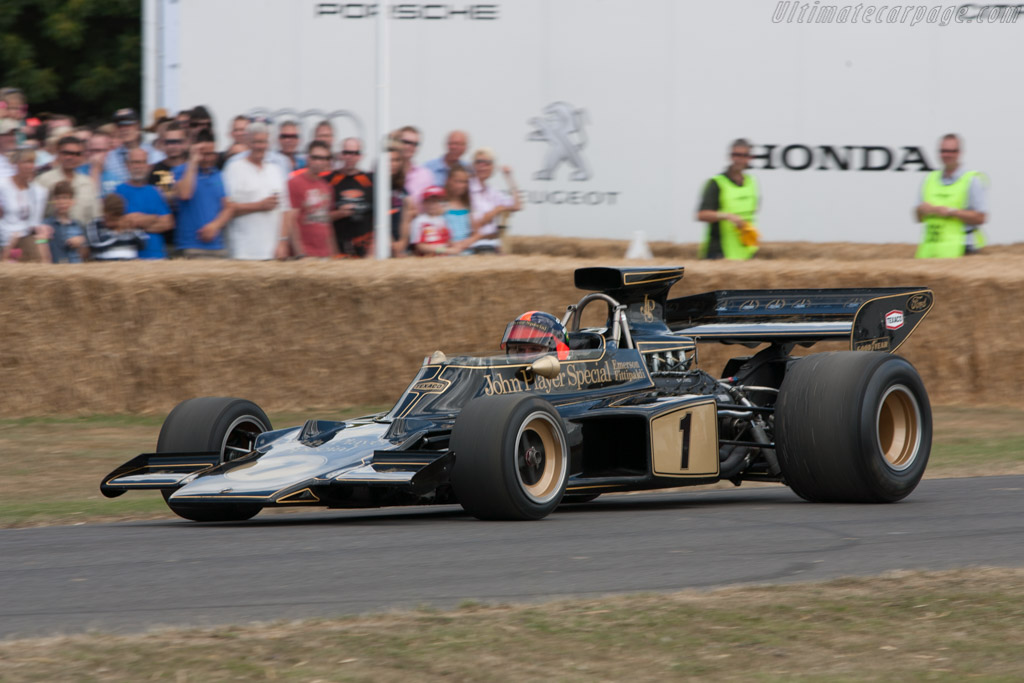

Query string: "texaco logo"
[[885, 310, 905, 330], [527, 102, 592, 181]]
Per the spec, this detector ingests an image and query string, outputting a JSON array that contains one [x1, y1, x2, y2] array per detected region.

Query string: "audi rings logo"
[[246, 108, 365, 142], [521, 101, 621, 208]]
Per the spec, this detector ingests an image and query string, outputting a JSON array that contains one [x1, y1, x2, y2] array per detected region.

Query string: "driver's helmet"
[[501, 311, 570, 360]]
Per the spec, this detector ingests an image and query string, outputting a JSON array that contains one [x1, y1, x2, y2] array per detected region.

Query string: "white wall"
[[155, 0, 1024, 244]]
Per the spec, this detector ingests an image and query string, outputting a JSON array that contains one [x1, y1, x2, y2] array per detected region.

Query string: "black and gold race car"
[[101, 266, 934, 522]]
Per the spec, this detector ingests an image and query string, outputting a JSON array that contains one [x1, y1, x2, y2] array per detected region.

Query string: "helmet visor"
[[500, 319, 556, 349]]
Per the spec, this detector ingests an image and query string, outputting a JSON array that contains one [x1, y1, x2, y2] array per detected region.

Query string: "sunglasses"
[[309, 154, 331, 161], [401, 139, 419, 147], [341, 150, 361, 155], [164, 138, 185, 144], [60, 150, 83, 156], [279, 133, 299, 139]]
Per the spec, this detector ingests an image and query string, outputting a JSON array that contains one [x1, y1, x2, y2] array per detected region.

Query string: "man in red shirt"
[[287, 140, 336, 258]]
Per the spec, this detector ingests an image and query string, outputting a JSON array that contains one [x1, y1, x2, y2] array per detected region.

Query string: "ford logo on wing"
[[907, 293, 932, 313]]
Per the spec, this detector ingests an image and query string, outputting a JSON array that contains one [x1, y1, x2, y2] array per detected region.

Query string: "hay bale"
[[505, 236, 1024, 261], [0, 250, 1021, 417]]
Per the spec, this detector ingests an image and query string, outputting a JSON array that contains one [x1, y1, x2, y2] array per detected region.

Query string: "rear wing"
[[664, 287, 934, 352]]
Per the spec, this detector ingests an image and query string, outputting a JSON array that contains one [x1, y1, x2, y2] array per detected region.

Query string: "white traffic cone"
[[625, 230, 653, 259]]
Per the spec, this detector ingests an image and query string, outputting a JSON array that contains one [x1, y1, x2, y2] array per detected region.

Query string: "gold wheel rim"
[[515, 413, 567, 504], [877, 385, 921, 471]]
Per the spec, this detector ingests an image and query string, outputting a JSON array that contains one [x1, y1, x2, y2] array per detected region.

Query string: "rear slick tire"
[[157, 397, 271, 522], [775, 352, 931, 503], [450, 395, 569, 520]]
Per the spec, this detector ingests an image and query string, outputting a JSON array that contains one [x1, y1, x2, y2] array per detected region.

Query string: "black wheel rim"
[[518, 430, 546, 487]]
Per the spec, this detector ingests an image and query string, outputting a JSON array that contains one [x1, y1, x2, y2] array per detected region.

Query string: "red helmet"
[[500, 311, 570, 360]]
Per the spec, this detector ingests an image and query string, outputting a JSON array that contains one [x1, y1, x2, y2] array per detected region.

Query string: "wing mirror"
[[424, 350, 447, 365], [531, 355, 561, 378]]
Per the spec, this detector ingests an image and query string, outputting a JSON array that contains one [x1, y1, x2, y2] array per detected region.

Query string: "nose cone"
[[171, 421, 392, 499]]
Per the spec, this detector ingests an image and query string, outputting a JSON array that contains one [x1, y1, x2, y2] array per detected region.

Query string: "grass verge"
[[0, 404, 1021, 528], [0, 568, 1021, 681]]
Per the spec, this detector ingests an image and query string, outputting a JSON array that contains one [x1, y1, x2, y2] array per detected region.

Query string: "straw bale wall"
[[1, 246, 1022, 417]]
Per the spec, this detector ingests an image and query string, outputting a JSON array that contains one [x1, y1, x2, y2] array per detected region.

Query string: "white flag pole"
[[373, 1, 391, 260]]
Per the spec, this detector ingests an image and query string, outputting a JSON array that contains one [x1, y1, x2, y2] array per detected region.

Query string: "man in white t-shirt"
[[223, 121, 294, 260]]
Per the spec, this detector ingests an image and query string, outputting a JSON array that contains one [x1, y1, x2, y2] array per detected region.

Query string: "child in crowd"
[[85, 194, 148, 260], [410, 186, 452, 256], [45, 181, 87, 263], [443, 165, 475, 254]]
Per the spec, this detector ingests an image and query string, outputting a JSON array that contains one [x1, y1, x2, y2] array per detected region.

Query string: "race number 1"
[[651, 402, 718, 477], [679, 414, 691, 470]]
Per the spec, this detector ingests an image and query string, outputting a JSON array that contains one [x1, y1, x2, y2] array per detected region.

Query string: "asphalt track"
[[2, 475, 1023, 640]]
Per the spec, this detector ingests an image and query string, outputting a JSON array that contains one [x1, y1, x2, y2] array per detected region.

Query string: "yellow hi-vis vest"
[[701, 174, 759, 260], [916, 170, 987, 258]]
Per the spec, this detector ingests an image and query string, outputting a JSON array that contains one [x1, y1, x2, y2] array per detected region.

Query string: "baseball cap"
[[113, 108, 139, 126], [422, 186, 446, 200], [0, 119, 18, 135]]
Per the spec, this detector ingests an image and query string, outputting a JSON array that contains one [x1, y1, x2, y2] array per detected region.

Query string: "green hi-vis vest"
[[701, 174, 759, 260], [916, 170, 987, 258]]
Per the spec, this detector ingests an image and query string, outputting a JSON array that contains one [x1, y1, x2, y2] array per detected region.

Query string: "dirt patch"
[[1, 248, 1022, 416]]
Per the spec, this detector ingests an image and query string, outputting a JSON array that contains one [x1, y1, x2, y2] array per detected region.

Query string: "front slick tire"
[[157, 397, 271, 522], [451, 395, 569, 520], [776, 352, 931, 503]]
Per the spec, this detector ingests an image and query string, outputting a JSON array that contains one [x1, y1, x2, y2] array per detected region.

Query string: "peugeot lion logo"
[[527, 102, 591, 181]]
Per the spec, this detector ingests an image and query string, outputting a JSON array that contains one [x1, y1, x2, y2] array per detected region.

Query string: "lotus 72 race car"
[[102, 266, 934, 522]]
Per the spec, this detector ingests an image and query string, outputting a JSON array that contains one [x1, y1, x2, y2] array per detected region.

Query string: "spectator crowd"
[[0, 87, 522, 262], [2, 85, 983, 263]]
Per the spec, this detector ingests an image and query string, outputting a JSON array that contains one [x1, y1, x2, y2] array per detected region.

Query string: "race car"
[[101, 266, 934, 522]]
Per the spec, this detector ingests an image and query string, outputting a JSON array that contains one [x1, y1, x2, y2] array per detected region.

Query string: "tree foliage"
[[0, 0, 140, 124]]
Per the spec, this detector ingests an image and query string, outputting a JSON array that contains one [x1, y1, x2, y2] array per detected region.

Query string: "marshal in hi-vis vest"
[[916, 170, 987, 259], [701, 174, 759, 260]]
